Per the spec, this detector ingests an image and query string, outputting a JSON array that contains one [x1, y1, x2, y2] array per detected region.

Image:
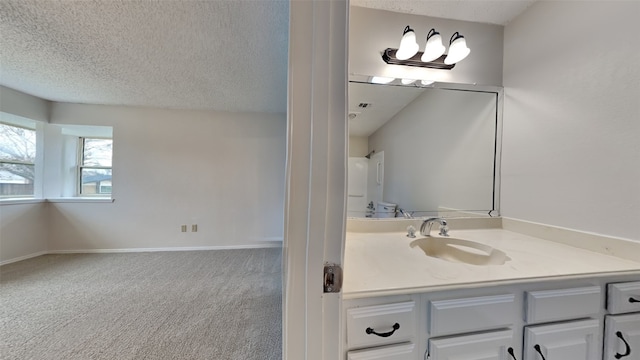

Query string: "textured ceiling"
[[350, 0, 537, 25], [0, 0, 534, 113], [0, 0, 289, 113]]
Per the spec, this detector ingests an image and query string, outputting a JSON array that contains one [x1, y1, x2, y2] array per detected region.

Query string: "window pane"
[[0, 163, 34, 196], [81, 168, 112, 195], [0, 123, 36, 163], [83, 139, 112, 167]]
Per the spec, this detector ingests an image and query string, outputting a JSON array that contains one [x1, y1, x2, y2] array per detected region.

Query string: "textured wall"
[[47, 103, 286, 251], [501, 1, 640, 240], [349, 6, 504, 86]]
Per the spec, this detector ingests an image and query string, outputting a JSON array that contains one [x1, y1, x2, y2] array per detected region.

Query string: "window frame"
[[77, 136, 113, 197], [0, 121, 37, 198]]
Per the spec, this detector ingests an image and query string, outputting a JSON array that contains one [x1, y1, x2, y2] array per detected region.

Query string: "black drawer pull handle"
[[629, 297, 640, 303], [365, 323, 400, 337], [508, 347, 518, 360], [534, 344, 546, 360], [615, 331, 631, 359]]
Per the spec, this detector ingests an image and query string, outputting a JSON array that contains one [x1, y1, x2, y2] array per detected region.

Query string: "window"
[[79, 137, 113, 196], [0, 122, 36, 197]]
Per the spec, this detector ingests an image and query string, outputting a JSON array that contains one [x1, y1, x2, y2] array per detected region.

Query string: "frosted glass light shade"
[[396, 26, 419, 60], [421, 29, 445, 62], [420, 80, 434, 86], [444, 33, 470, 65], [401, 79, 416, 85]]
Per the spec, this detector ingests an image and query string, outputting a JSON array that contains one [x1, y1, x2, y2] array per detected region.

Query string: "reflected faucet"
[[397, 208, 413, 219], [420, 217, 449, 237]]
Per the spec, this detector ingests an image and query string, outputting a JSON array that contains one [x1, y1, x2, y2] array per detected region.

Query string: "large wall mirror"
[[348, 80, 502, 219]]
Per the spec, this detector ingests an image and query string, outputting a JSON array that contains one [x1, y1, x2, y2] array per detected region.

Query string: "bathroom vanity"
[[342, 218, 640, 360]]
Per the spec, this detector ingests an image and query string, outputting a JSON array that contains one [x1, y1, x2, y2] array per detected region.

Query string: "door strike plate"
[[323, 264, 343, 293]]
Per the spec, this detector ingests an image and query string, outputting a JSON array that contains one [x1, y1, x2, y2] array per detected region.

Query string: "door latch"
[[323, 264, 343, 293]]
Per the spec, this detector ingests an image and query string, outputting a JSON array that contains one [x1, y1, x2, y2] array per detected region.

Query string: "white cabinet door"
[[524, 319, 599, 360], [604, 313, 640, 360], [428, 329, 515, 360]]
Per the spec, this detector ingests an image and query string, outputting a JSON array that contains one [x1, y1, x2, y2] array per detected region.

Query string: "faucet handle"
[[439, 225, 449, 237], [406, 225, 416, 238]]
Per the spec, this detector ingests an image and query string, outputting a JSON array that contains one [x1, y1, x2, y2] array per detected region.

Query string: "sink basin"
[[410, 237, 510, 266]]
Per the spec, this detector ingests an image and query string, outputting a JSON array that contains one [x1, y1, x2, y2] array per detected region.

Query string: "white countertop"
[[344, 223, 640, 299]]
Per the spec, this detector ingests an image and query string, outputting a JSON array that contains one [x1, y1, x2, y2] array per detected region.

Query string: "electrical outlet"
[[181, 225, 187, 232], [192, 224, 198, 232]]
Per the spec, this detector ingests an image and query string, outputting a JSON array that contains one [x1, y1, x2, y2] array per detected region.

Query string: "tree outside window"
[[0, 123, 35, 197]]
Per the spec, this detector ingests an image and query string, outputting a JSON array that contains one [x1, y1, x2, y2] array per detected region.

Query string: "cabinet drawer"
[[429, 294, 515, 337], [525, 286, 601, 324], [428, 329, 514, 360], [347, 343, 417, 360], [346, 301, 416, 350], [608, 281, 640, 314]]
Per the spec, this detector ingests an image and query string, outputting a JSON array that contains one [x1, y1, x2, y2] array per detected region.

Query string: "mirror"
[[347, 80, 501, 219]]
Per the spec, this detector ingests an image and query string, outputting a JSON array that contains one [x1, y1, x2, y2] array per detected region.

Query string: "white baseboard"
[[48, 243, 282, 255], [0, 251, 48, 266], [1, 244, 282, 265], [258, 237, 284, 242]]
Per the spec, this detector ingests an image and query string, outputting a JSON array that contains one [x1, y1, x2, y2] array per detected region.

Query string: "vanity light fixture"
[[401, 78, 417, 85], [370, 76, 395, 84], [420, 80, 435, 86], [395, 26, 420, 60], [382, 26, 471, 70]]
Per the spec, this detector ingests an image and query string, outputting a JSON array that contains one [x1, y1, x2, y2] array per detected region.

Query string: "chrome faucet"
[[420, 217, 449, 237]]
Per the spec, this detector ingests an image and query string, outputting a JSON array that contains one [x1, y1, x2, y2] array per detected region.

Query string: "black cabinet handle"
[[534, 344, 547, 360], [615, 331, 631, 359], [629, 297, 640, 303], [508, 347, 518, 360], [365, 323, 400, 337]]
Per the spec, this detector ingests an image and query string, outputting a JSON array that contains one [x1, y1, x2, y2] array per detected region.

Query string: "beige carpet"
[[0, 248, 282, 360]]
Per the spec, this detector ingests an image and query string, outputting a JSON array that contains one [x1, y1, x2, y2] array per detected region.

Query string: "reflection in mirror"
[[348, 81, 500, 219]]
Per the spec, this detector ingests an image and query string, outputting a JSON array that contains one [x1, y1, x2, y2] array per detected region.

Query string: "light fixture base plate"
[[382, 48, 455, 70]]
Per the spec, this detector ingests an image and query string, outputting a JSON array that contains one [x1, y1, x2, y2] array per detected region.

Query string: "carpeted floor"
[[0, 248, 282, 360]]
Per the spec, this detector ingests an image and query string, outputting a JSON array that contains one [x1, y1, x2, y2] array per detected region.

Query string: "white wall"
[[0, 86, 50, 263], [0, 203, 49, 264], [348, 136, 368, 157], [48, 103, 286, 250], [502, 1, 640, 240], [368, 88, 496, 213], [0, 85, 49, 123], [349, 6, 504, 86]]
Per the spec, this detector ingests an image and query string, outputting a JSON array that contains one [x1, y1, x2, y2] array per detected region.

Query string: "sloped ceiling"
[[0, 0, 535, 113], [0, 0, 289, 113], [349, 82, 425, 137]]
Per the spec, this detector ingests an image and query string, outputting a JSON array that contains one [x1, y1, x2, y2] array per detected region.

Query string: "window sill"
[[0, 198, 45, 205], [46, 197, 114, 203]]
